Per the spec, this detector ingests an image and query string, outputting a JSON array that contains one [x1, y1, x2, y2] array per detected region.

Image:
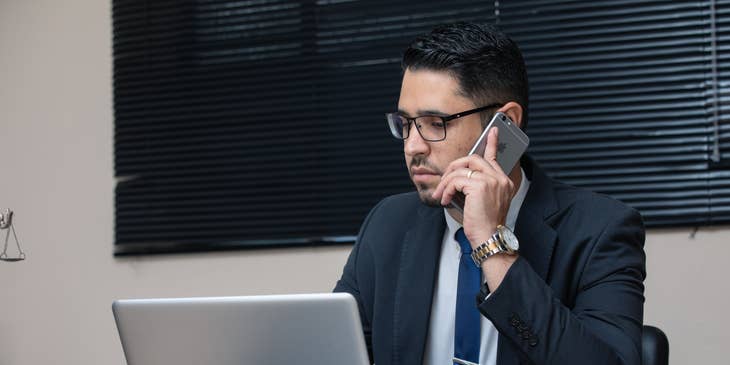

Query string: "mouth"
[[411, 168, 440, 183]]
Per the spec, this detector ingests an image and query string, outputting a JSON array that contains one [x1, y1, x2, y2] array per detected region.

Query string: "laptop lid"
[[112, 292, 369, 365]]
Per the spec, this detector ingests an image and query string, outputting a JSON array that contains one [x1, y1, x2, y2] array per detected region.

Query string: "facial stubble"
[[409, 155, 444, 207]]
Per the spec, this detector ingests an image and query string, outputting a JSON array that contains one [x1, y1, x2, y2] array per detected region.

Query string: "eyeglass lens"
[[390, 115, 446, 141]]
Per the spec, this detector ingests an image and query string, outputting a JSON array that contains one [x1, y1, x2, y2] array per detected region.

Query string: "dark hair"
[[402, 22, 529, 130]]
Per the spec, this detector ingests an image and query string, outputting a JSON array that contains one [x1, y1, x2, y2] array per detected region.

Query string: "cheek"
[[450, 125, 481, 152], [430, 145, 467, 170], [446, 139, 473, 159], [453, 141, 471, 154], [457, 130, 484, 156]]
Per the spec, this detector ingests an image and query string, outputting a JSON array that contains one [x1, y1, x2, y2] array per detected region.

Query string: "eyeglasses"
[[386, 103, 502, 142]]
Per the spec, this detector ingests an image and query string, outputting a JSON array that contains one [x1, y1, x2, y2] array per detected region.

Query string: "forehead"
[[398, 68, 474, 115]]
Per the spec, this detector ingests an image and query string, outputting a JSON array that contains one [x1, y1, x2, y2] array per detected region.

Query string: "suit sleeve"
[[478, 207, 646, 365]]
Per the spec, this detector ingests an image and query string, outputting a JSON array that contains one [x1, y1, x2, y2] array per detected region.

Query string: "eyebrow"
[[396, 108, 451, 117]]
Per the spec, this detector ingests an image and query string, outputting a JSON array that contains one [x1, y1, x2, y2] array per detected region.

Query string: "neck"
[[446, 164, 522, 224]]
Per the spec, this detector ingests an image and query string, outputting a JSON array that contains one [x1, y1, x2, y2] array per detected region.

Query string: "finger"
[[435, 153, 505, 199], [465, 154, 498, 176], [433, 167, 473, 199], [484, 127, 498, 161], [440, 155, 473, 180], [483, 127, 506, 175], [443, 154, 496, 181], [440, 176, 471, 206], [440, 173, 499, 206]]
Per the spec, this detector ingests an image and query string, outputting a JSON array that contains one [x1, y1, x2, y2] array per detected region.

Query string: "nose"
[[404, 123, 430, 157]]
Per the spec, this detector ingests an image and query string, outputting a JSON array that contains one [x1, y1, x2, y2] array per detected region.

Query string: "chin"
[[415, 186, 442, 208]]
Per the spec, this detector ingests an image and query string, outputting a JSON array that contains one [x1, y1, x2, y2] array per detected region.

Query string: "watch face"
[[498, 226, 519, 252]]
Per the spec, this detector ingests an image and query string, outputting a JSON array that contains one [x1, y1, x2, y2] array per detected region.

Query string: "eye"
[[420, 116, 445, 128]]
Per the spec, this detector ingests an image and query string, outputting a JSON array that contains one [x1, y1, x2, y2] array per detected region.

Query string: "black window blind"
[[113, 0, 728, 255], [500, 0, 729, 226]]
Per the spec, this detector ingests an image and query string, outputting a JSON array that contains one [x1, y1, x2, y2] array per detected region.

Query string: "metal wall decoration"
[[0, 209, 25, 262]]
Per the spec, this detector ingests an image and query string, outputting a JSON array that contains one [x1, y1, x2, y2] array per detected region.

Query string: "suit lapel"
[[392, 204, 445, 365], [498, 156, 559, 365], [514, 155, 559, 282], [514, 209, 557, 282]]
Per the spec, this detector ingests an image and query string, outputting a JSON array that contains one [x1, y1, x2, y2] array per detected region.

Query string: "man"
[[334, 22, 646, 365]]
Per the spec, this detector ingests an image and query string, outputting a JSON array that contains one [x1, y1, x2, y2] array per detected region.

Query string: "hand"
[[431, 127, 516, 246]]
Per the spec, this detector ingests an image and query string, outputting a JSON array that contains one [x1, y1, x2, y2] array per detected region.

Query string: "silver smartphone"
[[450, 112, 530, 212]]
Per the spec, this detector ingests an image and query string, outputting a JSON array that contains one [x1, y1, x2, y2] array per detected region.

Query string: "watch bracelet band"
[[470, 231, 503, 267]]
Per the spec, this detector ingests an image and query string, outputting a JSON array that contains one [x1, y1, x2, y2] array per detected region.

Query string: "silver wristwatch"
[[470, 225, 519, 267]]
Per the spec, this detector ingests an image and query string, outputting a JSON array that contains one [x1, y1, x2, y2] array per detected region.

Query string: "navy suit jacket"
[[334, 156, 646, 365]]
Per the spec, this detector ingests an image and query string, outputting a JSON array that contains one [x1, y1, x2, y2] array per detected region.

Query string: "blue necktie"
[[454, 228, 481, 365]]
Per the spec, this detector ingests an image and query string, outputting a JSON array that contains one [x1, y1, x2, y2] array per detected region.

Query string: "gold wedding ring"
[[467, 169, 475, 179]]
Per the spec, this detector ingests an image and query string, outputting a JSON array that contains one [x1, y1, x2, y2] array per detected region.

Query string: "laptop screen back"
[[112, 293, 369, 365]]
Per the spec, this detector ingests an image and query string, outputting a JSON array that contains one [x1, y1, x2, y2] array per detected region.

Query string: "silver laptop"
[[112, 293, 370, 365]]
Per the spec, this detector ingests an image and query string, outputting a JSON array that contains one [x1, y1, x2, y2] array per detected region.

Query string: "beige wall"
[[0, 1, 726, 364]]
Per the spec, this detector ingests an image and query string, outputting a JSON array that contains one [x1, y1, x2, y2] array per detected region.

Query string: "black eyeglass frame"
[[386, 103, 503, 142]]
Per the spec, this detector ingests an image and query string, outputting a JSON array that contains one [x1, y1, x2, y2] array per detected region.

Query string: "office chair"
[[642, 325, 669, 365]]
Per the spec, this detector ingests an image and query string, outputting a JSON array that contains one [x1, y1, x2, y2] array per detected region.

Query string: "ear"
[[498, 102, 524, 129]]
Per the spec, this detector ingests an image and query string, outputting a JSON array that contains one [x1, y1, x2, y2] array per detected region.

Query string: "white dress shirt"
[[423, 168, 530, 365]]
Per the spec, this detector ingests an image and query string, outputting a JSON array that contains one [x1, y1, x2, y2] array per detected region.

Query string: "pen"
[[453, 357, 479, 365]]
